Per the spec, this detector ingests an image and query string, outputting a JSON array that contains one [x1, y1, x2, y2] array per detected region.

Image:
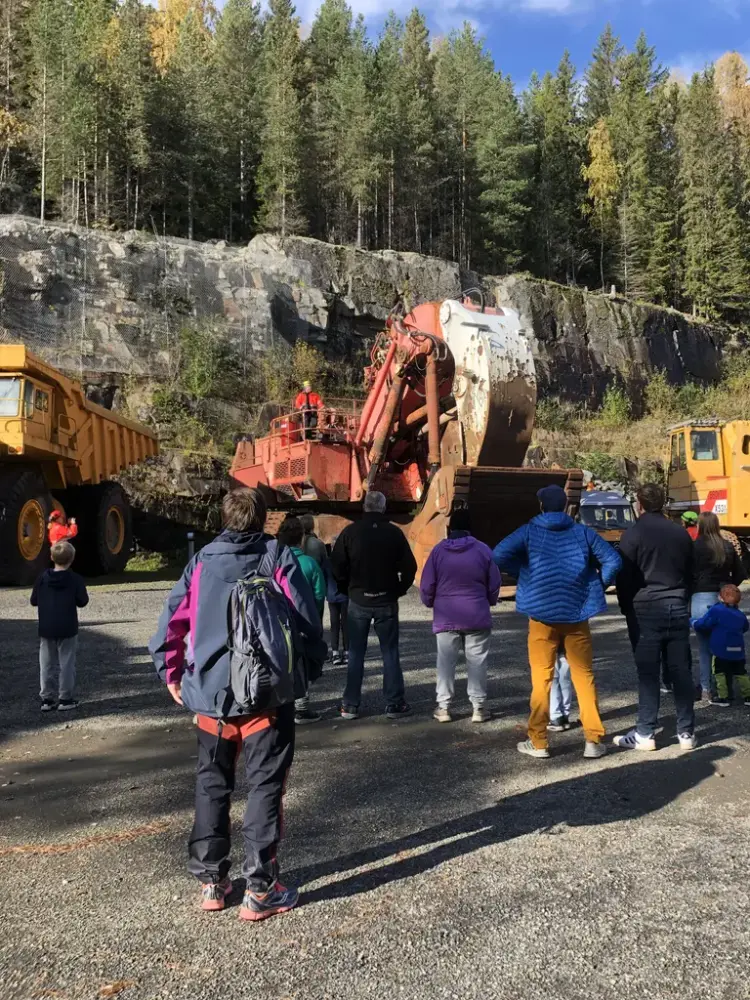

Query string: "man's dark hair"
[[449, 507, 471, 533], [222, 487, 267, 533], [637, 483, 665, 514], [278, 517, 303, 548]]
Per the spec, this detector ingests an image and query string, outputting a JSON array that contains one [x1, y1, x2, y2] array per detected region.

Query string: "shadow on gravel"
[[294, 745, 734, 905], [0, 617, 166, 744]]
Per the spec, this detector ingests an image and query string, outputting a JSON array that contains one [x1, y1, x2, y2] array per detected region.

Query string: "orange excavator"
[[231, 294, 582, 576]]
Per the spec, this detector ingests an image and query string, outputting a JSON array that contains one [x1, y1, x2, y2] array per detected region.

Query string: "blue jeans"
[[691, 592, 719, 695], [343, 600, 405, 709], [550, 654, 573, 721], [632, 600, 695, 738]]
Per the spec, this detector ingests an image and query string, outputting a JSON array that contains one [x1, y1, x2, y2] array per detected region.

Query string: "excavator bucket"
[[408, 465, 583, 582]]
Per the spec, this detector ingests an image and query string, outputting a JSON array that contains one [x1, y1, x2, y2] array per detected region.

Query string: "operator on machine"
[[48, 510, 78, 546], [294, 380, 324, 441]]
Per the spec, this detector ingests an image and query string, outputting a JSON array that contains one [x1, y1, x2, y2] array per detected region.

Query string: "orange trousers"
[[527, 618, 605, 749]]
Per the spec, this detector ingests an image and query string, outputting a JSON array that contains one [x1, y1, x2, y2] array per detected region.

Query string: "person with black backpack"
[[150, 488, 323, 921]]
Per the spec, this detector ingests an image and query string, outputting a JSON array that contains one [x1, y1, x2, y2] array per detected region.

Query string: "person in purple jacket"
[[420, 505, 501, 723]]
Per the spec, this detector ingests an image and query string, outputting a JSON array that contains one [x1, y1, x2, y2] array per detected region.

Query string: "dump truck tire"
[[62, 482, 133, 576], [0, 467, 55, 586]]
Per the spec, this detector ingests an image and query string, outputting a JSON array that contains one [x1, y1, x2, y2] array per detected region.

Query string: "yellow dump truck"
[[667, 418, 750, 544], [0, 345, 158, 585]]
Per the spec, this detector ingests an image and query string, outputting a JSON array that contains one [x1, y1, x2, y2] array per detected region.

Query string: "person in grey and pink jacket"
[[419, 506, 501, 723]]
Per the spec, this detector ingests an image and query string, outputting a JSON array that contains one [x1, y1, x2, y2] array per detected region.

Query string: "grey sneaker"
[[584, 741, 607, 759], [471, 705, 491, 724], [433, 706, 452, 723], [517, 739, 550, 759]]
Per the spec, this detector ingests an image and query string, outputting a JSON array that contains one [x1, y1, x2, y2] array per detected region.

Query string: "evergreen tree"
[[328, 16, 379, 247], [475, 73, 532, 273], [212, 0, 263, 241], [434, 23, 496, 267], [609, 33, 667, 297], [103, 0, 156, 229], [645, 80, 683, 306], [304, 0, 353, 241], [0, 0, 32, 211], [257, 0, 305, 236], [526, 53, 587, 283], [680, 69, 748, 319], [25, 0, 73, 220], [158, 3, 215, 238], [399, 9, 435, 253], [584, 24, 623, 123], [372, 12, 403, 249]]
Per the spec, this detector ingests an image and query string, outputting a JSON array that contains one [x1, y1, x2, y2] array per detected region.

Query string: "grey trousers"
[[39, 637, 78, 702], [435, 630, 490, 708]]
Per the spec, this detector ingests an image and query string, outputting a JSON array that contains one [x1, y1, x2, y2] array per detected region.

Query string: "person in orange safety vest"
[[293, 380, 324, 440], [48, 510, 78, 546]]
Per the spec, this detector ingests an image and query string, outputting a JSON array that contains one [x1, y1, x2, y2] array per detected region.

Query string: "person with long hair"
[[692, 511, 745, 701]]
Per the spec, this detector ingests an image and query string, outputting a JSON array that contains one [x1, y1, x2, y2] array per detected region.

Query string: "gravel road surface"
[[1, 578, 749, 1000]]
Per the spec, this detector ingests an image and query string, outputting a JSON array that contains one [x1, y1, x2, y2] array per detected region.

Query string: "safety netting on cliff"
[[0, 214, 260, 386]]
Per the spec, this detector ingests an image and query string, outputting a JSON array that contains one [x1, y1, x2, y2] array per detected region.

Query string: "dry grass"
[[533, 415, 670, 463]]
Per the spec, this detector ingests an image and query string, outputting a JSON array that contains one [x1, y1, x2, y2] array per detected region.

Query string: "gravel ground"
[[1, 578, 749, 1000]]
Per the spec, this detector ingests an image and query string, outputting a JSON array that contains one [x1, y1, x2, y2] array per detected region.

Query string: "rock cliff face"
[[0, 215, 729, 408], [492, 275, 726, 410]]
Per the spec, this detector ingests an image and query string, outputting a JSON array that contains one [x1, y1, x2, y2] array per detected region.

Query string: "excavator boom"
[[231, 296, 581, 573]]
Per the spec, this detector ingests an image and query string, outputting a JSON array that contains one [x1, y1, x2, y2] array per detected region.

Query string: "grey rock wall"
[[0, 214, 730, 409]]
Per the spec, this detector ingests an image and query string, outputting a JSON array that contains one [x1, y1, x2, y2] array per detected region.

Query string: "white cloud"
[[295, 0, 601, 23], [668, 48, 750, 83]]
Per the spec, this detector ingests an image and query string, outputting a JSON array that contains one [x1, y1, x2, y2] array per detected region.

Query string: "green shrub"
[[644, 370, 678, 417], [598, 386, 631, 428], [535, 397, 582, 432], [674, 382, 705, 416], [262, 340, 329, 404], [579, 450, 622, 483]]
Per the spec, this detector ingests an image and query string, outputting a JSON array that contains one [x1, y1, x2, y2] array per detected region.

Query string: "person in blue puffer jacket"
[[493, 484, 621, 761]]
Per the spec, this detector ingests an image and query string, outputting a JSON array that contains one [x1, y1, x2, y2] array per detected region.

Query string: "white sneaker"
[[678, 732, 698, 751], [517, 739, 550, 759], [584, 741, 607, 759], [472, 705, 491, 724], [433, 706, 452, 724], [612, 729, 656, 751]]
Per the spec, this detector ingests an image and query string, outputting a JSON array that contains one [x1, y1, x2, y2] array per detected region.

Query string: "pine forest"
[[2, 0, 750, 323]]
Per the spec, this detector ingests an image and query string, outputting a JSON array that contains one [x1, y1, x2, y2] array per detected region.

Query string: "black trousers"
[[188, 704, 295, 891], [329, 600, 349, 651], [625, 611, 680, 687], [629, 602, 695, 738]]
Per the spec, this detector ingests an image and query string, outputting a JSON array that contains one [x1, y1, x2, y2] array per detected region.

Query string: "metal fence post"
[[187, 531, 195, 561]]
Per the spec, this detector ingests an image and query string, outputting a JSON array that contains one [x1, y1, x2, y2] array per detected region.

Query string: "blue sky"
[[292, 0, 750, 84]]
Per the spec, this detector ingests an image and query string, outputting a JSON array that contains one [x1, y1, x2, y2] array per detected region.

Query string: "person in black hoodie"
[[331, 490, 417, 720], [30, 540, 89, 712], [615, 483, 697, 752], [691, 511, 745, 701]]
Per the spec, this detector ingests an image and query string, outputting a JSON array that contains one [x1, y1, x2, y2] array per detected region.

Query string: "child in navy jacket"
[[692, 584, 750, 707]]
